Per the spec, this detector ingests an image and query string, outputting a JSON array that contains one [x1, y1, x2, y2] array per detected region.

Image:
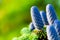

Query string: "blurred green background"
[[0, 0, 60, 40]]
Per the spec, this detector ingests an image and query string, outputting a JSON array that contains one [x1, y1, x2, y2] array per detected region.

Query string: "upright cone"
[[46, 4, 57, 25], [40, 11, 49, 25], [46, 25, 59, 40], [29, 22, 35, 31], [54, 20, 60, 39], [31, 6, 44, 30]]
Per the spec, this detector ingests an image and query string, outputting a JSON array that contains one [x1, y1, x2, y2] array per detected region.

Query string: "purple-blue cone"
[[29, 22, 35, 31], [54, 20, 60, 38], [40, 11, 49, 25], [46, 25, 59, 40], [31, 6, 44, 30], [46, 4, 57, 25]]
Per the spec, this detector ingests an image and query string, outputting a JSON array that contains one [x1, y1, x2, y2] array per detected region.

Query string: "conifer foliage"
[[12, 4, 60, 40]]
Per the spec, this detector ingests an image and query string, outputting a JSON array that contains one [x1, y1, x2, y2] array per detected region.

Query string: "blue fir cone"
[[29, 22, 35, 31], [54, 19, 60, 39], [31, 6, 44, 30], [46, 25, 59, 40], [40, 11, 49, 25], [46, 4, 57, 25]]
